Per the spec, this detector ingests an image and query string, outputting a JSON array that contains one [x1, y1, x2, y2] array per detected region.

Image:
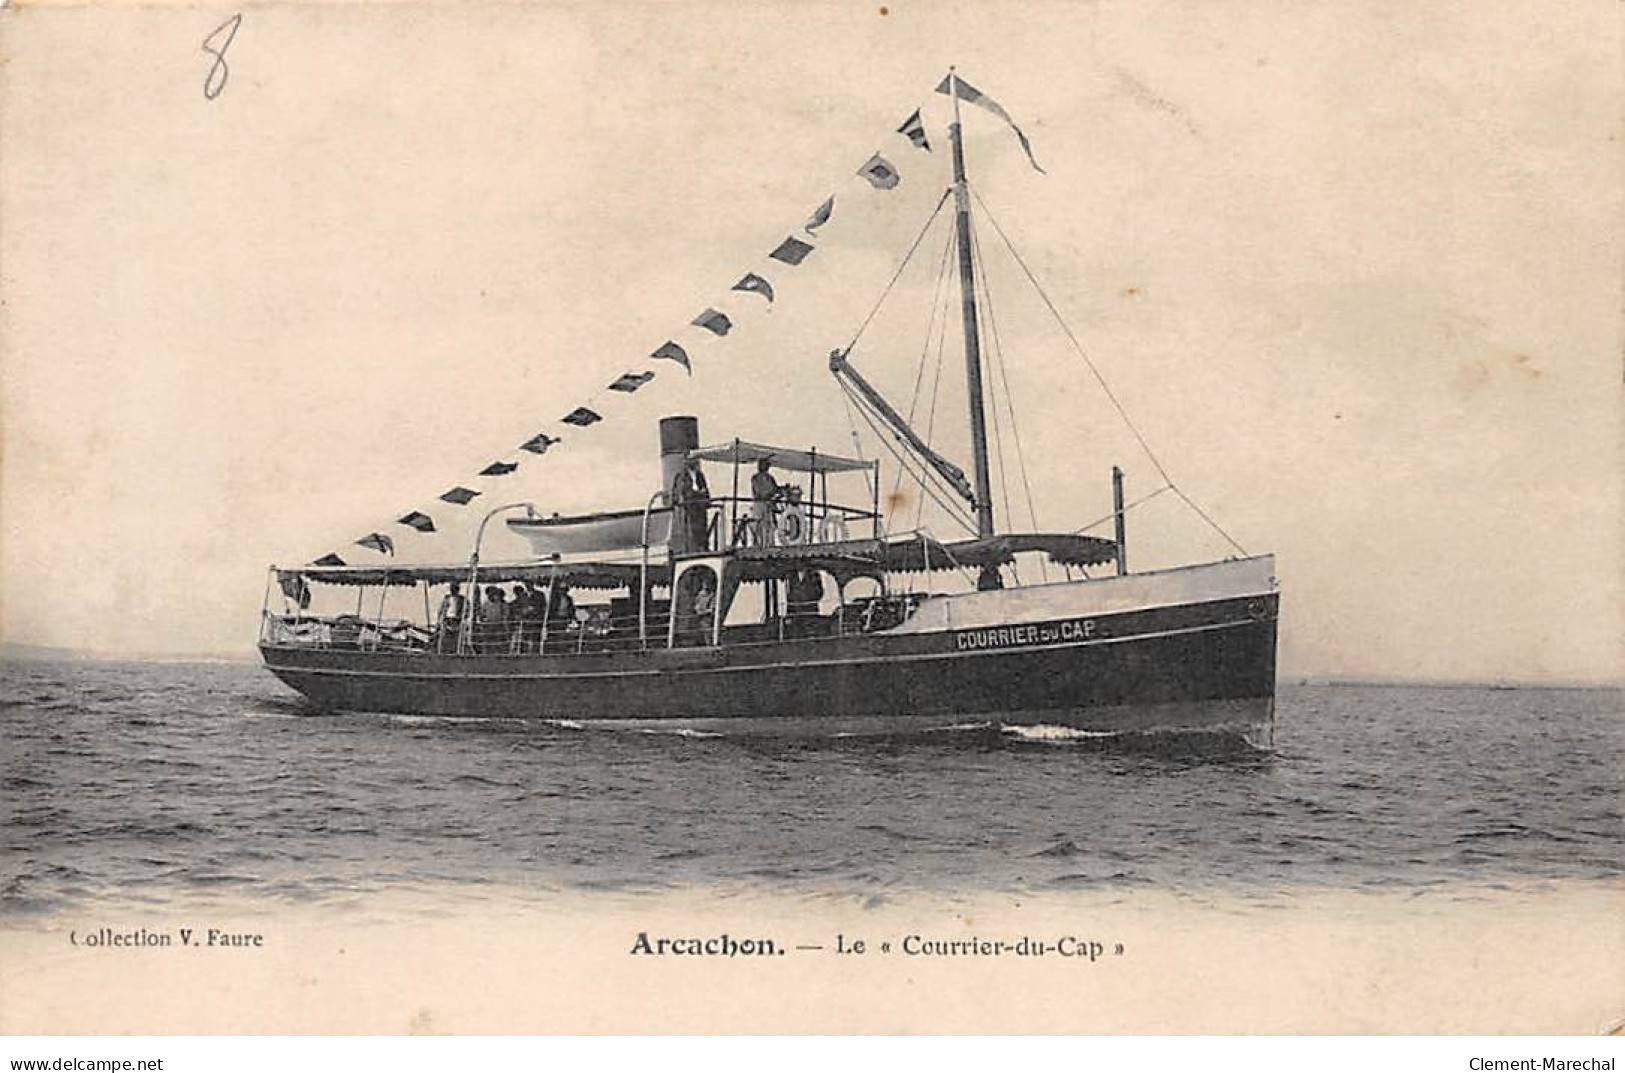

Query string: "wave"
[[634, 726, 723, 739], [1002, 723, 1125, 741]]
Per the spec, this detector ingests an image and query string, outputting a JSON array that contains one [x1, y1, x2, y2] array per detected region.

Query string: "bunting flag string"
[[731, 273, 775, 304], [323, 92, 957, 564], [898, 109, 930, 152], [609, 371, 655, 392]]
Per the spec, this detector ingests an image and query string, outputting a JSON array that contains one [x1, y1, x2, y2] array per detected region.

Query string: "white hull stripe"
[[265, 615, 1265, 683]]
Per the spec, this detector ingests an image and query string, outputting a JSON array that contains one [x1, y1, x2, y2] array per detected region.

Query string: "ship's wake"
[[998, 721, 1276, 757]]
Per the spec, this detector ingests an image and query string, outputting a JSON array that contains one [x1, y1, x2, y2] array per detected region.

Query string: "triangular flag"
[[692, 308, 732, 336], [518, 433, 558, 455], [562, 406, 602, 427], [857, 154, 901, 190], [609, 371, 655, 393], [312, 553, 346, 567], [732, 273, 775, 304], [356, 532, 395, 556], [805, 196, 834, 232], [769, 237, 815, 266], [651, 341, 691, 375], [898, 109, 931, 152], [934, 73, 1045, 174], [440, 486, 480, 505], [479, 460, 518, 476], [398, 511, 436, 533]]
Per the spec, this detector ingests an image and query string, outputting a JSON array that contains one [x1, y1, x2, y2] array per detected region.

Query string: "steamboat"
[[258, 73, 1280, 738]]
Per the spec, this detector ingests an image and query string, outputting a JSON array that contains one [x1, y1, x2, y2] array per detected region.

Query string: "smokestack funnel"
[[658, 416, 700, 505]]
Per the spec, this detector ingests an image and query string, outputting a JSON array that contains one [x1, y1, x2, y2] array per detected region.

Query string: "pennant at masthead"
[[934, 74, 1045, 174]]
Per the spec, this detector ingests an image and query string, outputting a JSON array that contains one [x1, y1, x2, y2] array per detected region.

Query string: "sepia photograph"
[[1, 0, 1620, 1046]]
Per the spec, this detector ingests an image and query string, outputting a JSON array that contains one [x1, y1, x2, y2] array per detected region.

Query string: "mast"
[[948, 69, 1001, 586]]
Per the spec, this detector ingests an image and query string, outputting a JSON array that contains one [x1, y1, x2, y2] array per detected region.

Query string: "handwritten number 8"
[[202, 13, 242, 101]]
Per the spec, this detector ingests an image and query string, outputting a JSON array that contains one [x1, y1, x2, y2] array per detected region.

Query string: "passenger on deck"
[[436, 582, 467, 654], [507, 585, 530, 653], [787, 568, 825, 634], [480, 585, 508, 654], [670, 456, 712, 554], [689, 575, 717, 644], [750, 458, 782, 546], [547, 582, 576, 643]]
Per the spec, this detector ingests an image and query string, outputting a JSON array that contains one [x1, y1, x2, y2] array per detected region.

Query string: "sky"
[[1, 1, 1620, 683]]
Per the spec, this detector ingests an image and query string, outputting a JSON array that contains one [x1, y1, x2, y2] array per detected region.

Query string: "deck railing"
[[669, 496, 879, 555], [259, 589, 924, 658]]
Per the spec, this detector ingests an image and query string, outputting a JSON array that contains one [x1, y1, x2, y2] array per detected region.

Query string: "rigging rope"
[[969, 183, 1250, 557], [915, 312, 950, 532], [845, 187, 954, 354], [893, 222, 958, 508], [837, 386, 877, 505], [1071, 482, 1174, 534], [839, 191, 952, 518]]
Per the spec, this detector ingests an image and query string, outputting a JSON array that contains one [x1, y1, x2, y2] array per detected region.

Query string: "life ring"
[[817, 514, 850, 544], [776, 504, 808, 545]]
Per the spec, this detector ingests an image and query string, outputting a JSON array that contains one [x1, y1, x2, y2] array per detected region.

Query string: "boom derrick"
[[828, 347, 976, 509]]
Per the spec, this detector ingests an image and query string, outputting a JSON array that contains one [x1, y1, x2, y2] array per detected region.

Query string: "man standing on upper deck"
[[750, 458, 782, 547], [670, 456, 712, 554], [436, 581, 467, 654]]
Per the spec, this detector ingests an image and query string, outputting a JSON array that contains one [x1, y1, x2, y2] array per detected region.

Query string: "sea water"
[[2, 658, 1620, 916]]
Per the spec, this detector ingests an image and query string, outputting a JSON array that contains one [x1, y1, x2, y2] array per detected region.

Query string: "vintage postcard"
[[1, 0, 1620, 1038]]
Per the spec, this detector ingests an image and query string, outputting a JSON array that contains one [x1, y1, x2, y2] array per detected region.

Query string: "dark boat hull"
[[260, 585, 1278, 737]]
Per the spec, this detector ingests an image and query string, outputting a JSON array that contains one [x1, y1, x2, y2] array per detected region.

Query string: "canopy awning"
[[689, 439, 876, 474], [281, 560, 668, 590], [279, 534, 1114, 590]]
